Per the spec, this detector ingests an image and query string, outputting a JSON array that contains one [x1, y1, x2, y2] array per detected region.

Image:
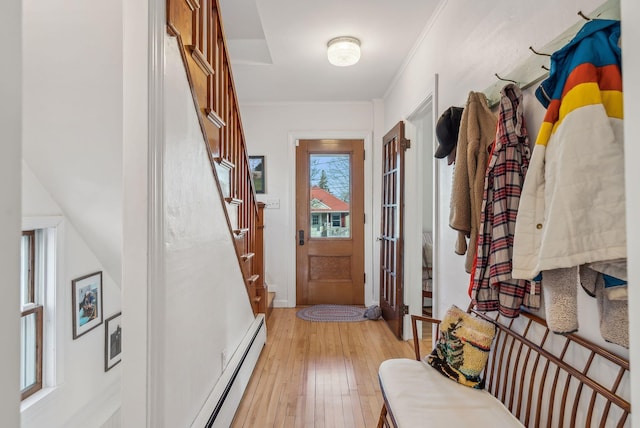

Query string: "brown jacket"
[[449, 91, 497, 273]]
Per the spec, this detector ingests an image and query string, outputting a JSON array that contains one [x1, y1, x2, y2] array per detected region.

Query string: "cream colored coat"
[[449, 92, 498, 273], [511, 108, 626, 279]]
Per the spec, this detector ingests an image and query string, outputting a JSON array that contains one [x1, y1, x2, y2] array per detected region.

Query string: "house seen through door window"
[[309, 154, 351, 238]]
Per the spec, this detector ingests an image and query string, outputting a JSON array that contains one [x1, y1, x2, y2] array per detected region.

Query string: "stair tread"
[[225, 197, 243, 206], [233, 228, 250, 236]]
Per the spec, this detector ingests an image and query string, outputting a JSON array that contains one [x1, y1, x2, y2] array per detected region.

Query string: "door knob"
[[299, 230, 305, 246]]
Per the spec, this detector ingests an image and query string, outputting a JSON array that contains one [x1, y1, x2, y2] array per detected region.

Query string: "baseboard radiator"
[[191, 315, 266, 428]]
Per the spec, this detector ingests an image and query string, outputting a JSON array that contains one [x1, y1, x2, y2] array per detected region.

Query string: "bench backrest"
[[412, 307, 630, 427]]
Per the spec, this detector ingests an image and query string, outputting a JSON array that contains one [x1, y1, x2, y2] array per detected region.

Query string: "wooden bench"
[[377, 306, 630, 427]]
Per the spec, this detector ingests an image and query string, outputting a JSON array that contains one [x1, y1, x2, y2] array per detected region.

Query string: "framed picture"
[[104, 312, 122, 371], [71, 271, 103, 339], [249, 155, 265, 194]]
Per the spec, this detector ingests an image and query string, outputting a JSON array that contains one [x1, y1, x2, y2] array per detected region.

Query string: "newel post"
[[255, 201, 267, 313]]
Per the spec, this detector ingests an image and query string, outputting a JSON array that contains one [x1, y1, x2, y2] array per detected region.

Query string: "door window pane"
[[309, 154, 351, 238]]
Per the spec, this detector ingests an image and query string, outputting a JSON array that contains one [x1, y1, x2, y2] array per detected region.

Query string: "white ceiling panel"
[[219, 0, 441, 102]]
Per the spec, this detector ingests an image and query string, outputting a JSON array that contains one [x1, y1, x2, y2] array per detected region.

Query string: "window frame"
[[20, 230, 44, 401], [331, 212, 341, 227]]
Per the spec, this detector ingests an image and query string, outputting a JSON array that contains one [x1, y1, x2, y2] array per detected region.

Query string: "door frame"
[[404, 95, 435, 340], [287, 131, 374, 308], [401, 75, 438, 340]]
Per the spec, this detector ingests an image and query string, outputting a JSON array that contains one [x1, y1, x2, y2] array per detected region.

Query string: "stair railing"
[[167, 0, 267, 315]]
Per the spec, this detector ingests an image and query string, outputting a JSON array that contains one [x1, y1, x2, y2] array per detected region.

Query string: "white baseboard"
[[273, 299, 293, 308], [191, 315, 266, 428]]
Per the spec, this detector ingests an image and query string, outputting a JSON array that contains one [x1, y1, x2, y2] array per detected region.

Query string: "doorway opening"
[[405, 95, 435, 341]]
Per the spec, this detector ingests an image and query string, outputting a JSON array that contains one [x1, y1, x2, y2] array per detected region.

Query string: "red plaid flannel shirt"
[[471, 84, 540, 317]]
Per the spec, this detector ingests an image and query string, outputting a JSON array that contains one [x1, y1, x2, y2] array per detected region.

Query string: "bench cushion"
[[379, 358, 524, 428]]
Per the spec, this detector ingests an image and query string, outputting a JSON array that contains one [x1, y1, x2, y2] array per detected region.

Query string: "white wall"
[[240, 102, 377, 307], [22, 0, 123, 284], [385, 0, 619, 332], [383, 0, 632, 368], [0, 0, 22, 424], [621, 0, 640, 423], [121, 0, 150, 425], [156, 35, 258, 427], [21, 164, 121, 428]]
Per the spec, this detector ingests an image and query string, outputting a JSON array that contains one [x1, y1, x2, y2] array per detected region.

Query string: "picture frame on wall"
[[249, 155, 265, 194], [71, 271, 103, 339], [104, 312, 122, 371]]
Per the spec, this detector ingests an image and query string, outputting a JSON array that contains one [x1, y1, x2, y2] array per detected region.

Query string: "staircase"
[[166, 0, 271, 317]]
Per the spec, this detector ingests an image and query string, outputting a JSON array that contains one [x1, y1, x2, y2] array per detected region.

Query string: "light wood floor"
[[231, 308, 431, 428]]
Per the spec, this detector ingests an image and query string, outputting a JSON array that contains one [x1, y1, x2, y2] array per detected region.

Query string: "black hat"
[[435, 106, 464, 165]]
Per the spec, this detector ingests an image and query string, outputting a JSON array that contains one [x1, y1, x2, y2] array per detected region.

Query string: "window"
[[20, 230, 43, 400], [331, 213, 341, 227], [312, 214, 319, 226]]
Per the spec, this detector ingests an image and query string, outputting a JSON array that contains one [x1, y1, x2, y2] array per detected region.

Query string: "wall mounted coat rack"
[[483, 0, 620, 107]]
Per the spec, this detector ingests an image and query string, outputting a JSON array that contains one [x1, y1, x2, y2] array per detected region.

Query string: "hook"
[[494, 73, 518, 84], [541, 65, 549, 71], [529, 46, 551, 57], [578, 10, 591, 21]]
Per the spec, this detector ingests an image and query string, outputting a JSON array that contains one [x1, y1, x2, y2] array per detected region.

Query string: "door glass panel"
[[309, 154, 351, 238]]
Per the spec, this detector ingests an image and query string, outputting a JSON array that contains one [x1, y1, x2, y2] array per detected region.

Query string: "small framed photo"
[[71, 271, 103, 339], [249, 155, 265, 194], [104, 312, 122, 371]]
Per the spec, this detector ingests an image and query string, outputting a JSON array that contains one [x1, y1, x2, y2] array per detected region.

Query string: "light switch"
[[265, 198, 280, 209]]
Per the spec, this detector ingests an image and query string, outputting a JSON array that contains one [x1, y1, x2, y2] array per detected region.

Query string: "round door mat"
[[296, 304, 366, 322]]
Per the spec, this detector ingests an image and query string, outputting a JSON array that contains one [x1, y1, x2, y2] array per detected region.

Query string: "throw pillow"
[[426, 305, 496, 389]]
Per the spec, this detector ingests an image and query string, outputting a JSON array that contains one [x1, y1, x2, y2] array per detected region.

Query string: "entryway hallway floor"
[[231, 308, 432, 427]]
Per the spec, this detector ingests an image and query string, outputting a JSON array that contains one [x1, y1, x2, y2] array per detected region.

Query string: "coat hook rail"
[[529, 46, 551, 57], [494, 73, 518, 84], [578, 10, 591, 21]]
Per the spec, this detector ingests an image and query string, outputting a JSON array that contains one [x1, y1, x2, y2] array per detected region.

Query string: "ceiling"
[[218, 0, 441, 103]]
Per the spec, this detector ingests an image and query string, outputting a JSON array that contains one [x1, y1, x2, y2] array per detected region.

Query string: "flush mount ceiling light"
[[327, 36, 361, 67]]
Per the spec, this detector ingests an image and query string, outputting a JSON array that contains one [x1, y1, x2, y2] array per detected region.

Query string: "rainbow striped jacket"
[[512, 19, 625, 280]]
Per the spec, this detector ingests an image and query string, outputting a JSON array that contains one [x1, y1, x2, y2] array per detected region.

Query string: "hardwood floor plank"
[[230, 308, 417, 427]]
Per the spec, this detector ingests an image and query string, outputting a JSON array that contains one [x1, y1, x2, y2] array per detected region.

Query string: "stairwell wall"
[[0, 0, 21, 423], [157, 34, 259, 427]]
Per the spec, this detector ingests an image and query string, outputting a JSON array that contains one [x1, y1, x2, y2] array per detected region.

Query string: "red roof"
[[310, 186, 350, 212]]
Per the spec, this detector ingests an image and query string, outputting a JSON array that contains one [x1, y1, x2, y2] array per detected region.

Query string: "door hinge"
[[401, 138, 411, 151], [363, 149, 365, 160], [364, 213, 366, 224], [364, 273, 366, 284], [401, 305, 409, 315]]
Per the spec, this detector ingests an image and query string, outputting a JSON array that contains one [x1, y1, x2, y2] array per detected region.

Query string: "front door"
[[296, 139, 365, 305], [379, 122, 409, 339]]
